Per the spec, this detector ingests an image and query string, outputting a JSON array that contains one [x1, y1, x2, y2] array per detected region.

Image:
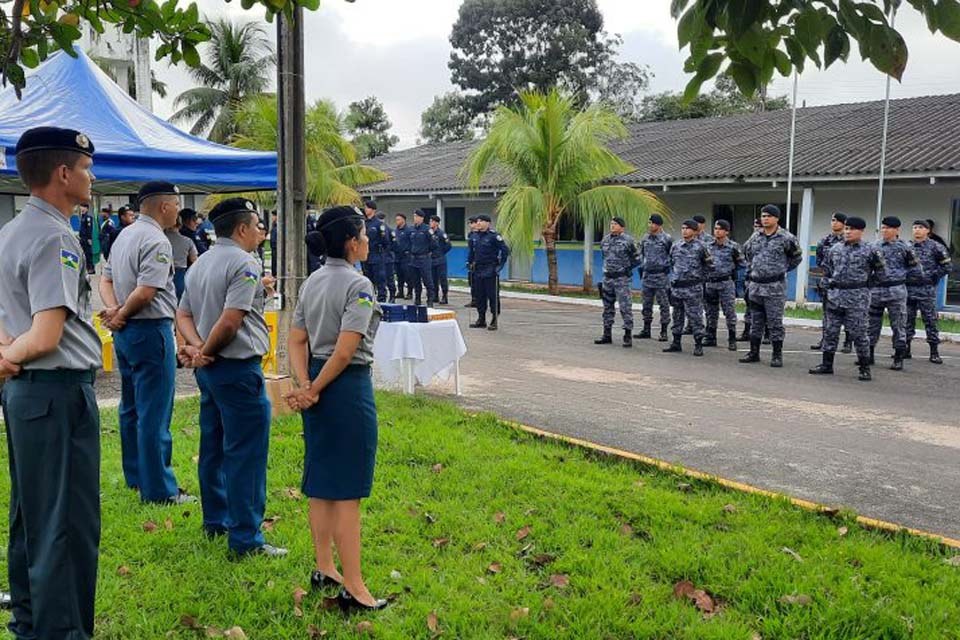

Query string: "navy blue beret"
[[209, 197, 257, 222], [179, 207, 197, 221], [692, 214, 706, 224], [138, 181, 180, 205], [881, 216, 901, 228], [682, 218, 699, 230], [430, 214, 441, 222], [845, 216, 867, 230], [414, 209, 426, 218], [714, 219, 730, 231], [912, 219, 930, 229], [363, 200, 377, 210], [468, 216, 478, 223], [16, 126, 94, 157], [611, 216, 626, 228], [832, 212, 848, 223], [760, 204, 781, 218], [649, 214, 664, 225], [395, 213, 407, 220], [317, 204, 363, 231], [477, 214, 492, 222]]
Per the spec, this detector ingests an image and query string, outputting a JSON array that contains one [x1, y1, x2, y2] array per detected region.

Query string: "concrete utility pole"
[[276, 6, 307, 371]]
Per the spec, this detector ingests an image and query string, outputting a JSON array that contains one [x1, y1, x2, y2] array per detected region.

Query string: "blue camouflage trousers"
[[747, 289, 786, 342], [602, 275, 634, 331], [824, 301, 871, 362], [868, 285, 907, 350], [670, 284, 704, 339], [705, 280, 737, 334], [642, 285, 670, 327], [906, 286, 940, 345]]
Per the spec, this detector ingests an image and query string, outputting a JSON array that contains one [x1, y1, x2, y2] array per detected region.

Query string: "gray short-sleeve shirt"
[[166, 229, 197, 269], [178, 238, 270, 359], [104, 215, 177, 319], [0, 197, 101, 370], [292, 258, 381, 365]]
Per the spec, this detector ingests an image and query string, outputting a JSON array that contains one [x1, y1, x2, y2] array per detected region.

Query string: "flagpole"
[[785, 71, 799, 231], [875, 5, 897, 235]]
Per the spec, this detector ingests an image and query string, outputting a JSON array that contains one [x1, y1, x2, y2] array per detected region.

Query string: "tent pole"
[[785, 71, 798, 232], [875, 5, 896, 236]]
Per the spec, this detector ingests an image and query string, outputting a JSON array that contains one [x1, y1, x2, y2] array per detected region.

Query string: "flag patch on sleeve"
[[243, 271, 258, 285], [60, 249, 80, 271], [358, 291, 375, 308]]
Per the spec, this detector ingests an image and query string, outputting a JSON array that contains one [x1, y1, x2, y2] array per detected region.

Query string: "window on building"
[[444, 207, 466, 240], [713, 202, 799, 245]]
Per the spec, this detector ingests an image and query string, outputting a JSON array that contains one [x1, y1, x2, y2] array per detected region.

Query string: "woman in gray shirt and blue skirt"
[[285, 205, 387, 612]]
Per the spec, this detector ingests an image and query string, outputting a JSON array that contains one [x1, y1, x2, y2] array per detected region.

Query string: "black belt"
[[747, 273, 785, 284], [828, 282, 869, 290], [873, 280, 905, 287], [907, 277, 937, 286], [671, 279, 703, 289], [643, 266, 668, 274], [707, 274, 735, 283], [604, 270, 631, 279], [15, 369, 96, 384]]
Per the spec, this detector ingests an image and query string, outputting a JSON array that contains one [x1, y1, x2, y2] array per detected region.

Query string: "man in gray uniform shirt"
[[0, 126, 102, 639], [100, 181, 193, 504], [176, 198, 286, 558]]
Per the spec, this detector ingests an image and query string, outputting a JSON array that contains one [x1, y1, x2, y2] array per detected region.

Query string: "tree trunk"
[[582, 212, 594, 292], [543, 227, 559, 295]]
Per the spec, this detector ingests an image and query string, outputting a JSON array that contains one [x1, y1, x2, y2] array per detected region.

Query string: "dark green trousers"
[[1, 371, 100, 640]]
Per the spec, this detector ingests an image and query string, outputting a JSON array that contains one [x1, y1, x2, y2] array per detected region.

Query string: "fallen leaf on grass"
[[427, 611, 439, 632], [180, 615, 202, 630], [487, 562, 502, 574], [406, 507, 419, 517], [529, 553, 555, 567], [493, 512, 506, 524], [432, 463, 443, 474], [472, 542, 487, 551], [390, 570, 403, 580], [543, 597, 555, 610], [164, 518, 174, 531], [509, 607, 529, 621], [515, 525, 531, 541], [307, 624, 326, 638], [516, 543, 533, 557], [943, 556, 960, 567], [627, 593, 643, 606], [779, 594, 812, 606], [223, 627, 246, 639], [117, 565, 131, 576], [205, 628, 222, 638], [262, 515, 281, 532], [619, 524, 633, 536], [723, 504, 737, 513], [677, 483, 692, 492], [672, 580, 717, 615], [283, 487, 303, 500], [548, 574, 569, 588], [837, 526, 849, 537], [293, 586, 308, 618], [355, 621, 374, 634], [432, 537, 449, 548], [634, 480, 645, 488], [781, 547, 804, 562], [143, 520, 158, 533], [524, 508, 537, 516], [320, 596, 339, 610]]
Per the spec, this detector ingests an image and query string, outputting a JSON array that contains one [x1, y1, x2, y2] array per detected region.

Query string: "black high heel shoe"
[[337, 588, 388, 612], [310, 570, 342, 591]]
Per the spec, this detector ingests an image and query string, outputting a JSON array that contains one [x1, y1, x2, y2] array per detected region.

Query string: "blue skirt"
[[301, 360, 378, 500]]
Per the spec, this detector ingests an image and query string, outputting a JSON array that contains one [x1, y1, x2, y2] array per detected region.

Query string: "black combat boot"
[[594, 328, 612, 344], [809, 351, 835, 375], [890, 348, 904, 371], [470, 315, 487, 329], [487, 318, 498, 331], [737, 322, 751, 342], [762, 327, 771, 345], [868, 345, 876, 366], [662, 335, 682, 353], [930, 344, 943, 365], [770, 340, 784, 368], [634, 320, 652, 339], [441, 296, 449, 305], [739, 339, 761, 363], [858, 360, 872, 381], [728, 331, 738, 351], [841, 334, 853, 354], [623, 329, 633, 348], [903, 341, 912, 359], [658, 324, 669, 342], [693, 337, 704, 357], [702, 327, 717, 347]]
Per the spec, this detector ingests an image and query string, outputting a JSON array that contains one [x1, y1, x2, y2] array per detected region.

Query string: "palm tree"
[[463, 89, 669, 295], [231, 95, 388, 207], [170, 19, 274, 143]]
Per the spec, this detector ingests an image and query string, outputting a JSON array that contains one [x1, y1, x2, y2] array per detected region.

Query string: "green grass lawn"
[[6, 394, 957, 639], [450, 279, 960, 334]]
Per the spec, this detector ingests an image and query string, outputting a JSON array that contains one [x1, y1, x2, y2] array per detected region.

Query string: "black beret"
[[649, 214, 664, 225], [138, 181, 180, 205], [845, 216, 867, 230], [692, 214, 706, 224], [430, 214, 441, 222], [363, 200, 377, 210], [317, 205, 364, 231], [15, 126, 95, 157], [179, 208, 197, 221], [468, 216, 478, 223], [714, 219, 730, 231], [760, 204, 781, 218], [831, 212, 847, 223], [681, 218, 699, 230], [912, 219, 930, 229], [413, 208, 426, 218], [395, 213, 407, 220], [209, 197, 257, 222], [117, 204, 134, 215], [611, 216, 626, 228], [881, 216, 901, 228], [925, 218, 936, 229], [477, 214, 492, 222]]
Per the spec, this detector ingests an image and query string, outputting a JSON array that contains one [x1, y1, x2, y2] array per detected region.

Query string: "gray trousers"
[[824, 302, 871, 362], [868, 285, 907, 350], [705, 280, 737, 334], [641, 285, 670, 327], [906, 286, 940, 345], [602, 276, 634, 331], [671, 285, 705, 339], [748, 292, 786, 342]]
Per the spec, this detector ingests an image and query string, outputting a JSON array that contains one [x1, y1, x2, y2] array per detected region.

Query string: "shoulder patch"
[[156, 251, 170, 264], [60, 248, 80, 271], [243, 270, 259, 285], [357, 290, 375, 308]]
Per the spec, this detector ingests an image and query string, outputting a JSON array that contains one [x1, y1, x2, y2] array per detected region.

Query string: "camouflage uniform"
[[907, 238, 952, 348], [868, 238, 918, 353], [668, 238, 713, 341], [821, 239, 885, 358], [638, 231, 672, 333], [705, 238, 745, 343], [743, 228, 803, 343], [600, 232, 639, 333], [814, 232, 845, 348]]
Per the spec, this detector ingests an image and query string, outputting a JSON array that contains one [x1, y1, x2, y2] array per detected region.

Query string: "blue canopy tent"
[[0, 48, 277, 195]]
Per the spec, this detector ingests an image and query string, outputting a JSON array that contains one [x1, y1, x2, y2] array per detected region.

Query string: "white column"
[[436, 196, 444, 227], [582, 213, 594, 289], [796, 187, 815, 303]]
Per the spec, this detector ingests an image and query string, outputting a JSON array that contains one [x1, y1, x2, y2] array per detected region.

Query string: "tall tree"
[[463, 89, 669, 295], [344, 96, 399, 159], [449, 0, 621, 117], [231, 95, 387, 208], [169, 18, 274, 143], [419, 92, 477, 144], [640, 74, 790, 122]]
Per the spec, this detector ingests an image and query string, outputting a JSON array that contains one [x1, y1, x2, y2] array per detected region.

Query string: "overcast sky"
[[153, 0, 960, 149]]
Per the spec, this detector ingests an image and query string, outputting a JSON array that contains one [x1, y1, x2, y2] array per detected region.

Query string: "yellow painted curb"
[[496, 417, 960, 550]]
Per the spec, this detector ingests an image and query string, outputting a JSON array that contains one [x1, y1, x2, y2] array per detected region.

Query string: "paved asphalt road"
[[443, 291, 960, 540]]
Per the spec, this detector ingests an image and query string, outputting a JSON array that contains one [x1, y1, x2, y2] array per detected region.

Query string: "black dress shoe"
[[311, 570, 342, 591], [337, 588, 388, 613]]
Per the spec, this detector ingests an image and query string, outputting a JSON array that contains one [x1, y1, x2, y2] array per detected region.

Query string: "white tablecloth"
[[373, 319, 467, 392]]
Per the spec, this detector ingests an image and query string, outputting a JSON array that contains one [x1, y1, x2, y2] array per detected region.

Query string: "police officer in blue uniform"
[[379, 212, 398, 303], [176, 198, 287, 558], [394, 213, 412, 299], [429, 214, 452, 305], [78, 203, 96, 273], [466, 216, 479, 308], [0, 126, 102, 639], [408, 209, 436, 306], [179, 208, 209, 256], [361, 200, 389, 301], [100, 181, 194, 504], [469, 214, 510, 330]]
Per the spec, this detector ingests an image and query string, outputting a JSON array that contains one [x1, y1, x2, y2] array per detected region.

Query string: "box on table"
[[427, 308, 456, 321], [264, 374, 295, 419], [380, 303, 407, 323], [404, 305, 429, 323]]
